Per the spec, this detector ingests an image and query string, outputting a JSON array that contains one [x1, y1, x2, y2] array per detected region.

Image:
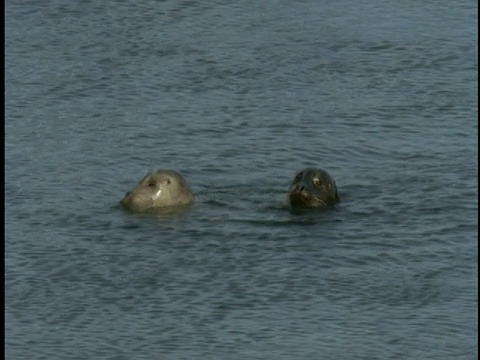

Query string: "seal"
[[288, 168, 340, 210], [120, 170, 194, 212]]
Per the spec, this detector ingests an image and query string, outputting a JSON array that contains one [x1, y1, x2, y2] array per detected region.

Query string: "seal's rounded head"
[[288, 168, 340, 210], [120, 170, 194, 213]]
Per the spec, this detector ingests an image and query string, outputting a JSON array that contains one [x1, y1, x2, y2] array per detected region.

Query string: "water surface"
[[5, 1, 477, 359]]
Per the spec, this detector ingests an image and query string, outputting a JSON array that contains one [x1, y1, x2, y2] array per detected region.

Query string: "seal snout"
[[294, 184, 306, 192], [291, 182, 307, 194], [289, 184, 307, 204]]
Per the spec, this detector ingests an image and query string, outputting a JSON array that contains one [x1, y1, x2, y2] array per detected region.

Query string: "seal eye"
[[147, 182, 156, 187], [166, 179, 171, 185], [312, 178, 323, 187]]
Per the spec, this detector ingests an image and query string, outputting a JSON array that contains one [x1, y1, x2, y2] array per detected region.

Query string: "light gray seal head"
[[120, 170, 194, 213], [288, 168, 340, 210]]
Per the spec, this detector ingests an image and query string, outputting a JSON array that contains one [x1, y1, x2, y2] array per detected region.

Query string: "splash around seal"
[[120, 170, 194, 213], [288, 168, 340, 210]]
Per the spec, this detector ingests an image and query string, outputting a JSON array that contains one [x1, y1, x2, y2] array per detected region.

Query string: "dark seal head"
[[120, 170, 194, 213], [288, 168, 340, 210]]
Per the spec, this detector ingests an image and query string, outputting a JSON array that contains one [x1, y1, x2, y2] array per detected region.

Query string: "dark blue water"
[[5, 1, 477, 359]]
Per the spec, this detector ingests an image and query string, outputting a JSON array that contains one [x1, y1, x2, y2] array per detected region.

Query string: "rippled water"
[[5, 1, 477, 359]]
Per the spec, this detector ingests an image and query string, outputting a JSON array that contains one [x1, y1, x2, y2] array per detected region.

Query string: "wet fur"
[[288, 168, 340, 210], [120, 170, 194, 212]]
